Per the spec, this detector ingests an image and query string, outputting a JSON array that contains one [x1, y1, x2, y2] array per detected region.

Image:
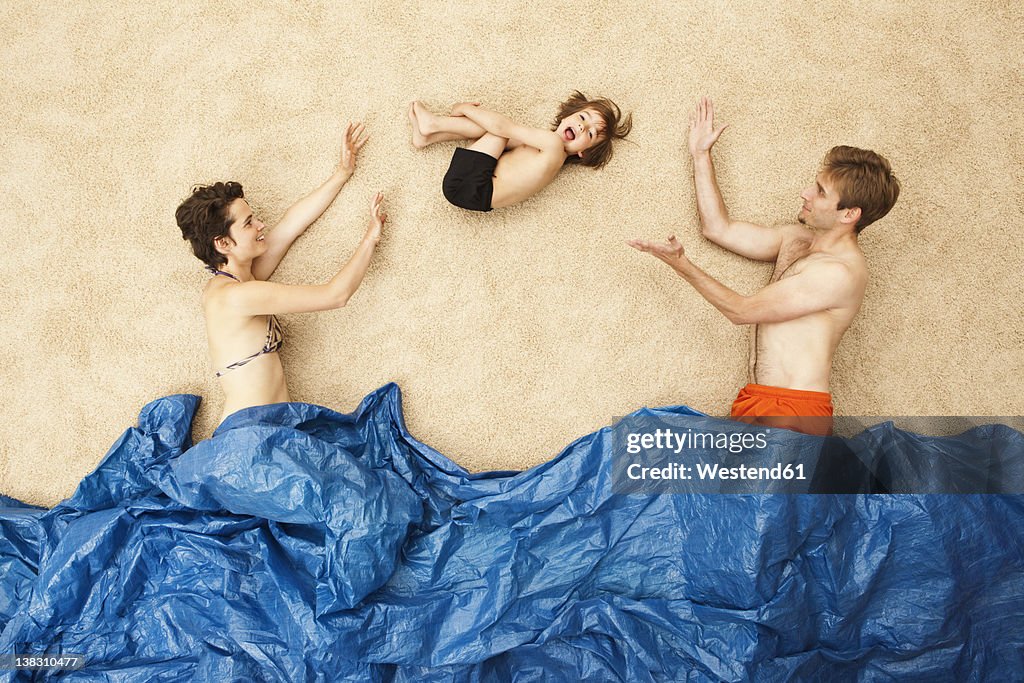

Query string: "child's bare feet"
[[412, 101, 437, 132], [408, 102, 429, 149], [409, 100, 446, 148]]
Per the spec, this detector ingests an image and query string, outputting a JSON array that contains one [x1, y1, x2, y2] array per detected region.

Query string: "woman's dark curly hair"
[[176, 181, 245, 268], [551, 90, 633, 169]]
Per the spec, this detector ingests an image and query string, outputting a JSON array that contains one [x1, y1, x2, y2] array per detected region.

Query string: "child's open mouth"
[[564, 128, 576, 141]]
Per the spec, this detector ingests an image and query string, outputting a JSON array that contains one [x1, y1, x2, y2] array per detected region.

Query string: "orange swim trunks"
[[730, 383, 834, 436]]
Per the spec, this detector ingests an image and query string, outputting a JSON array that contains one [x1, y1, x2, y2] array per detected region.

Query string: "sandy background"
[[1, 1, 1021, 506]]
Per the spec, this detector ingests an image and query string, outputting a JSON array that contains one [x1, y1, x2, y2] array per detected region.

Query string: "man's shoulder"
[[823, 235, 868, 269], [775, 222, 814, 241], [804, 252, 868, 293]]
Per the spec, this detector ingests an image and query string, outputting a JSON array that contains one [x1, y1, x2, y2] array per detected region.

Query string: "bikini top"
[[206, 267, 284, 377]]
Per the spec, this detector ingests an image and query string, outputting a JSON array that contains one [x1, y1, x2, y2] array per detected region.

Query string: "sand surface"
[[1, 1, 1021, 506]]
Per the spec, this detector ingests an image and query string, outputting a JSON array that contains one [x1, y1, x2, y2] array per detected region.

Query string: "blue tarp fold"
[[1, 384, 1022, 681]]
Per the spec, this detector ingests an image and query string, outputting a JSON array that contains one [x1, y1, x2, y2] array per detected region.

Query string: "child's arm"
[[454, 103, 562, 153]]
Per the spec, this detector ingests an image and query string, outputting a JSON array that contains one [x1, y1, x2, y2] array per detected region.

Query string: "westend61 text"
[[626, 462, 807, 481], [625, 428, 769, 454]]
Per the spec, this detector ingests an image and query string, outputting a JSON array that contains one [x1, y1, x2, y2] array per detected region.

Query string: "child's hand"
[[688, 97, 728, 156], [338, 122, 368, 178], [366, 191, 387, 243], [451, 101, 481, 116]]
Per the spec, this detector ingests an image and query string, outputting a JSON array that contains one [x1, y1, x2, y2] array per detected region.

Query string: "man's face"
[[798, 173, 847, 230]]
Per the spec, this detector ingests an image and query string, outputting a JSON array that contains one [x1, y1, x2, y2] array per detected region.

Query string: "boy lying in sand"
[[409, 92, 631, 211]]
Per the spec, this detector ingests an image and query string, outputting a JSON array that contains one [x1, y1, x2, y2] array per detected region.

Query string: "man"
[[629, 97, 900, 434]]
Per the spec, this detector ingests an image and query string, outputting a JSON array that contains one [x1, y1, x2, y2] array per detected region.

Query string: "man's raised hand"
[[687, 97, 728, 156]]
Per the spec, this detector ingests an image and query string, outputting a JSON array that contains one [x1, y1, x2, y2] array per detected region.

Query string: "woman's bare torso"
[[203, 278, 290, 424]]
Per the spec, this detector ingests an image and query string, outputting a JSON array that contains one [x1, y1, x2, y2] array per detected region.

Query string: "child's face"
[[556, 108, 606, 157]]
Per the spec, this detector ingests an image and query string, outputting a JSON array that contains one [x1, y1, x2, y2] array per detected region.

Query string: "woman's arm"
[[252, 122, 367, 281], [226, 192, 387, 315]]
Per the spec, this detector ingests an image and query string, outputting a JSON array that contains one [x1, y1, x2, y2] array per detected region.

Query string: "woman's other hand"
[[338, 122, 368, 179], [366, 192, 386, 243]]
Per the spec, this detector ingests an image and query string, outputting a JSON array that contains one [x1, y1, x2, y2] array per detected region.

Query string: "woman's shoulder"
[[201, 276, 237, 311]]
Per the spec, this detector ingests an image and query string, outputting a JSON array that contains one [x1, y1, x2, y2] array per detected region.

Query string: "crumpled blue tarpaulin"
[[1, 384, 1022, 681]]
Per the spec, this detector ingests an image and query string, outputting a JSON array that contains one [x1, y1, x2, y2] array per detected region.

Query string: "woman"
[[176, 122, 386, 424]]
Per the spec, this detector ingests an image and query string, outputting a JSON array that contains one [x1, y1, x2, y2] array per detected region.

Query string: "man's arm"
[[252, 122, 367, 281], [454, 104, 563, 153], [628, 235, 851, 324], [688, 97, 782, 262]]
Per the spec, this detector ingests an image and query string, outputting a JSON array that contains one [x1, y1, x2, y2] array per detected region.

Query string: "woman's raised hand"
[[338, 122, 368, 178], [367, 191, 387, 243]]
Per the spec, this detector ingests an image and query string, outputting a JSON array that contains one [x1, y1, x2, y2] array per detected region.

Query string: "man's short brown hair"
[[551, 90, 632, 169], [821, 146, 900, 232]]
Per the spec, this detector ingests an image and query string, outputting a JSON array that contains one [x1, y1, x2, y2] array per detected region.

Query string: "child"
[[409, 91, 632, 211]]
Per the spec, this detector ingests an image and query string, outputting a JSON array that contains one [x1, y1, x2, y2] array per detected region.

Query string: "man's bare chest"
[[770, 238, 815, 284]]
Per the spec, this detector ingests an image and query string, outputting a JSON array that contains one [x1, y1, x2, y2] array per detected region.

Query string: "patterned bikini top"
[[207, 268, 284, 377]]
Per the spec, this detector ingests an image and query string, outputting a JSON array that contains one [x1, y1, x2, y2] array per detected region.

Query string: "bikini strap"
[[205, 265, 240, 281]]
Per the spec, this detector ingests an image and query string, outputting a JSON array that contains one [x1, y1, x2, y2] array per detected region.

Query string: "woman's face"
[[222, 199, 268, 260]]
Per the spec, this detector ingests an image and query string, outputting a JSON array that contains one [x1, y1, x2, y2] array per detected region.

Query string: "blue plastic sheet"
[[1, 384, 1022, 681]]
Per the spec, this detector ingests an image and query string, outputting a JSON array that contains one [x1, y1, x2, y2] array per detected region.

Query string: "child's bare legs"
[[409, 102, 485, 148], [409, 101, 518, 153], [466, 131, 509, 160]]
